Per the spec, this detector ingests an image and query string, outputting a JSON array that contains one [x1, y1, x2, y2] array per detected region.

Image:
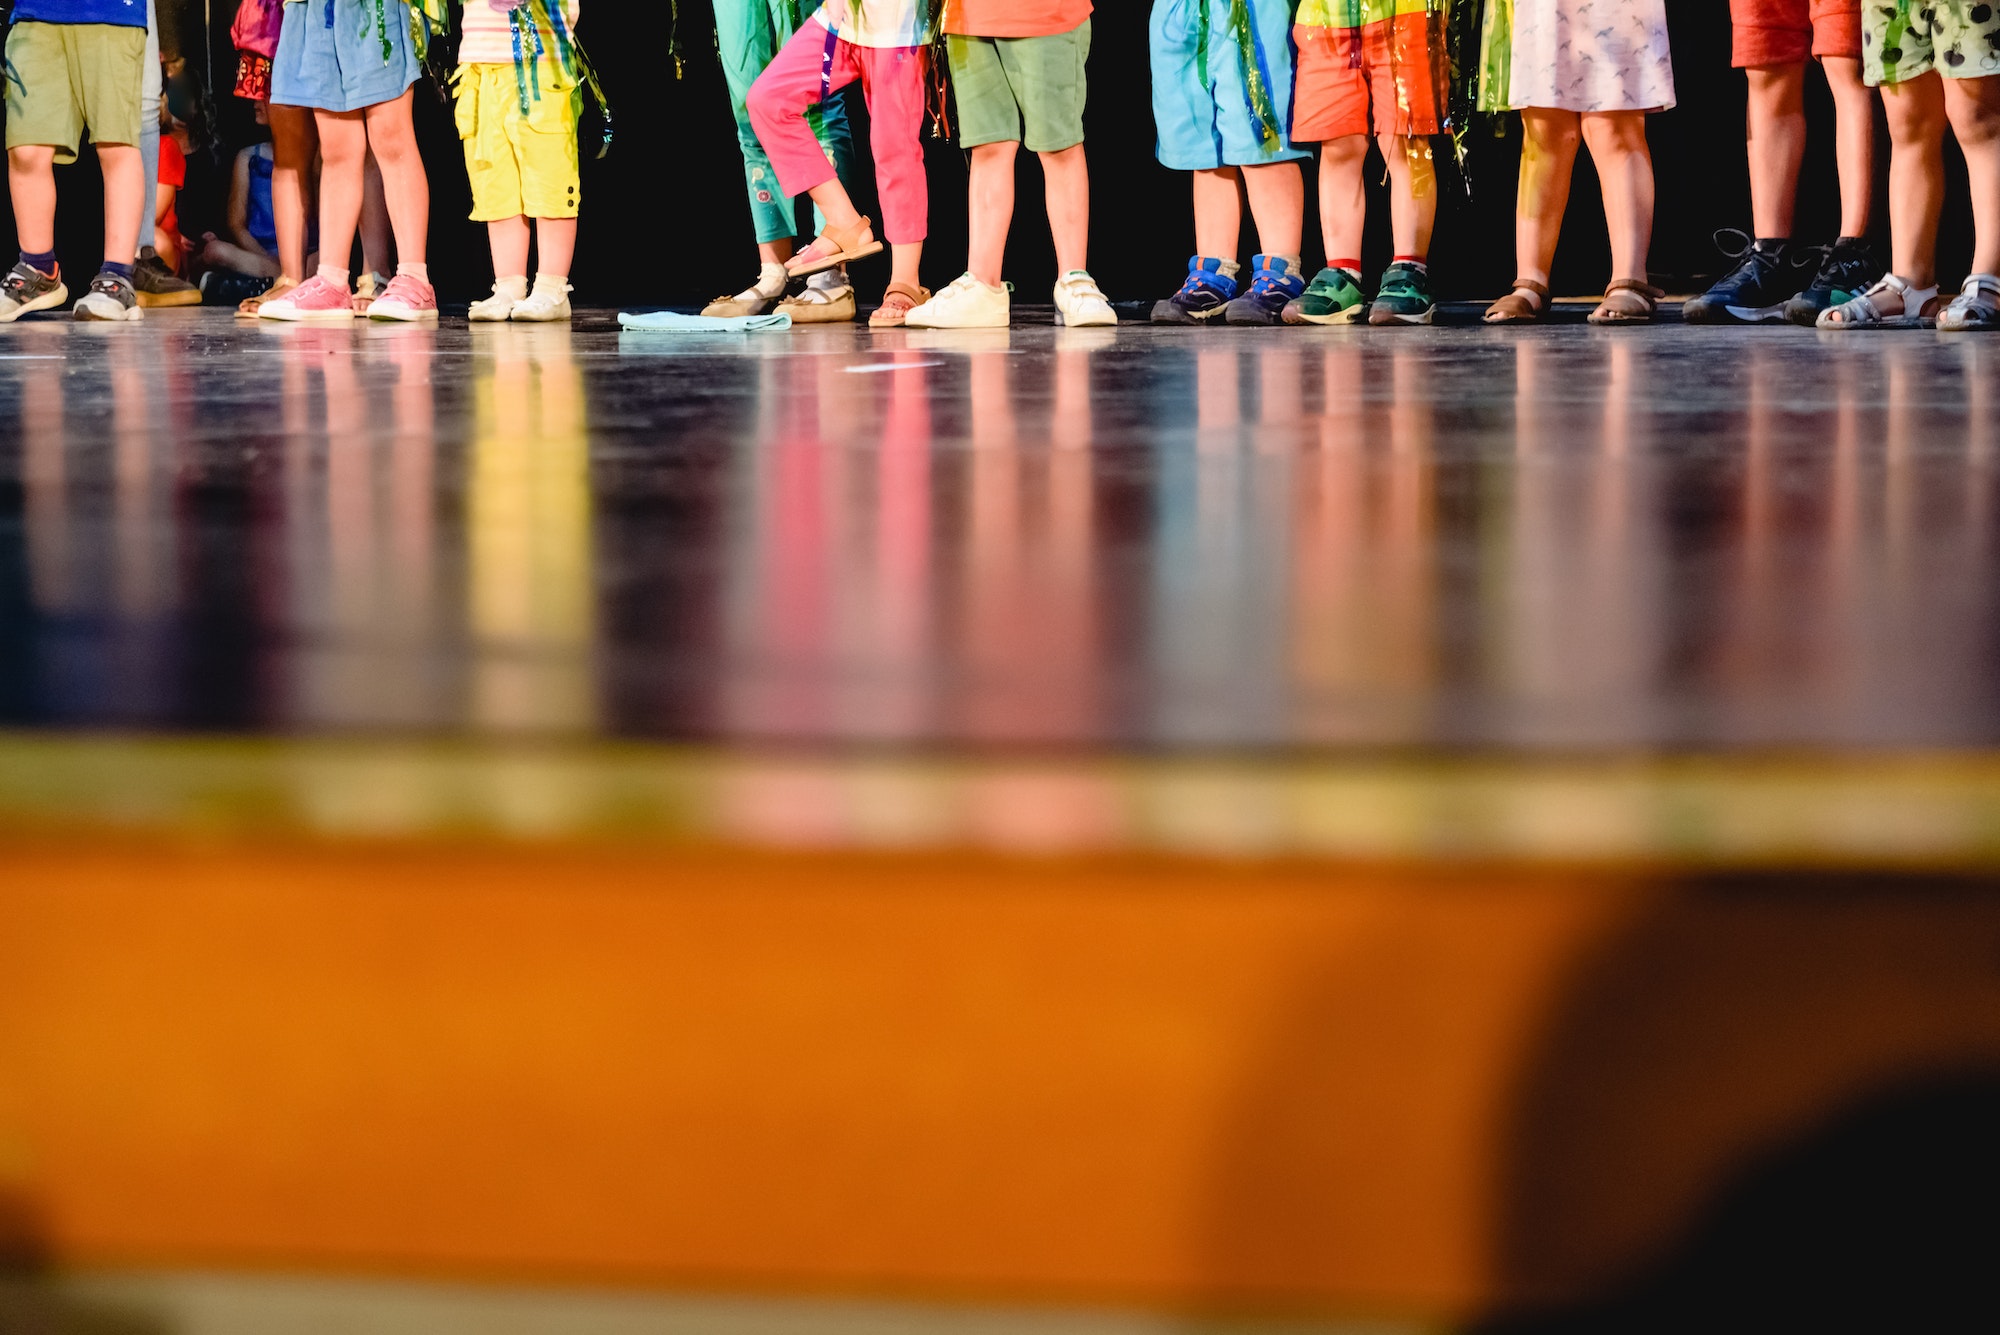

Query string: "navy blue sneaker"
[[1683, 230, 1799, 325], [1151, 256, 1238, 324], [1223, 255, 1306, 325], [1784, 236, 1884, 326]]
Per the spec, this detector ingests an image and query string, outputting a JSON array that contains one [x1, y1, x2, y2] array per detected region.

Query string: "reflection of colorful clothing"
[[1865, 0, 2000, 84], [1478, 0, 1674, 111], [1150, 0, 1309, 170], [1732, 0, 1860, 66], [748, 23, 929, 242], [717, 0, 854, 246], [1292, 0, 1443, 140]]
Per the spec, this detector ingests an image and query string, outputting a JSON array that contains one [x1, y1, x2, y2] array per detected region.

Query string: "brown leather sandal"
[[868, 281, 930, 328], [787, 215, 884, 278], [1587, 278, 1664, 325], [1483, 279, 1550, 324], [236, 276, 297, 320]]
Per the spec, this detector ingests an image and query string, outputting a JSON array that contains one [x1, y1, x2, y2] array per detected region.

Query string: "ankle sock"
[[1271, 254, 1302, 273], [20, 249, 56, 276], [493, 274, 528, 300], [1329, 258, 1363, 274], [1212, 257, 1241, 280], [1754, 237, 1789, 252], [532, 272, 568, 295], [753, 261, 788, 298], [398, 262, 430, 284], [806, 267, 851, 293], [99, 261, 134, 283], [318, 264, 350, 287], [1393, 255, 1428, 271]]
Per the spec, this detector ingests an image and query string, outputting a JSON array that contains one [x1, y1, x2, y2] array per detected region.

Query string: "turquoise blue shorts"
[[1150, 0, 1308, 170], [271, 0, 422, 113]]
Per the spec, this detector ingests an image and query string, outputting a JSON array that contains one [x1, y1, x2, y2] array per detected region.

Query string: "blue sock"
[[20, 249, 56, 275], [100, 260, 134, 281]]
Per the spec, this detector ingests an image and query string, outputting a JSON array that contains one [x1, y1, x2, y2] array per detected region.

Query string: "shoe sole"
[[1369, 306, 1436, 326], [0, 283, 69, 323], [1055, 311, 1116, 327], [135, 290, 203, 308], [74, 299, 143, 322], [368, 309, 440, 323], [1296, 305, 1365, 325], [1150, 301, 1227, 325], [259, 307, 355, 322], [1685, 301, 1788, 325]]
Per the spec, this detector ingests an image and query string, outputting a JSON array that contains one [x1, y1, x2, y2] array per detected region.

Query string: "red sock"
[[1393, 254, 1428, 267], [1330, 258, 1362, 273]]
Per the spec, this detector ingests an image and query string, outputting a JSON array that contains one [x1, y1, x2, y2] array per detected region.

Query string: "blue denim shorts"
[[1150, 0, 1309, 170], [271, 0, 422, 113]]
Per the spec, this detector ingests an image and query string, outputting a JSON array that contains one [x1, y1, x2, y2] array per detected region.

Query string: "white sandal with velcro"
[[1816, 272, 1939, 329], [1938, 273, 2000, 331]]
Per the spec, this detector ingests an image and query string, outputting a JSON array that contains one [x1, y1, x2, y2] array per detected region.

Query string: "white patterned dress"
[[1477, 0, 1676, 113]]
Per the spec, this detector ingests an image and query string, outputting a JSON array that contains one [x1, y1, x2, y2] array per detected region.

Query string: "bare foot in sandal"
[[1485, 279, 1550, 324], [787, 216, 883, 278], [1817, 273, 1941, 328], [1587, 278, 1664, 325]]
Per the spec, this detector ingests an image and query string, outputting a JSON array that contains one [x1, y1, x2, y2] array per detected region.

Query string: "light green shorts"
[[947, 19, 1090, 153], [3, 21, 148, 163], [1865, 0, 2000, 84]]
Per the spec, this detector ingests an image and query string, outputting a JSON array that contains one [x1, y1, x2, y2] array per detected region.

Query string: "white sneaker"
[[469, 278, 525, 322], [1053, 270, 1116, 327], [512, 279, 572, 322], [905, 272, 1010, 329]]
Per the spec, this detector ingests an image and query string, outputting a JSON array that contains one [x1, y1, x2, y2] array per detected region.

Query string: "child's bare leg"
[[1582, 110, 1654, 281], [1745, 63, 1806, 238], [968, 140, 1018, 286], [758, 239, 794, 266], [488, 216, 531, 278], [533, 217, 578, 277], [202, 236, 281, 278], [361, 90, 428, 265], [7, 146, 57, 255], [1942, 73, 2000, 275], [1825, 56, 1876, 236], [889, 240, 922, 291], [1039, 142, 1089, 274], [313, 108, 367, 276], [97, 144, 144, 267], [794, 178, 866, 269], [1516, 108, 1581, 284], [269, 103, 318, 282], [1241, 160, 1304, 257], [1884, 73, 1946, 291], [1319, 135, 1367, 261], [1380, 133, 1436, 257], [360, 151, 393, 275], [1191, 166, 1243, 259]]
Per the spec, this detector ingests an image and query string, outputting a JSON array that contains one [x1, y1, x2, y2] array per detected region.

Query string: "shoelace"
[[1711, 227, 1782, 282]]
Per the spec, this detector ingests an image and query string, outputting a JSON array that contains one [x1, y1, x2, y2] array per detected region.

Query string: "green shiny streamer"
[[1227, 0, 1280, 152]]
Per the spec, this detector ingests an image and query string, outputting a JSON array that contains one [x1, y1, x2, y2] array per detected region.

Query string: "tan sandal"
[[1483, 279, 1550, 324], [787, 216, 884, 278], [1587, 278, 1664, 325], [868, 282, 930, 328], [236, 275, 297, 319]]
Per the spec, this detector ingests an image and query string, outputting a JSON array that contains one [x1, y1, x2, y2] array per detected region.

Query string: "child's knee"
[[1523, 114, 1580, 153]]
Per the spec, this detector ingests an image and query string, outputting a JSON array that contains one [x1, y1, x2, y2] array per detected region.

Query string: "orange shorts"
[[1291, 17, 1442, 142], [1731, 0, 1862, 66]]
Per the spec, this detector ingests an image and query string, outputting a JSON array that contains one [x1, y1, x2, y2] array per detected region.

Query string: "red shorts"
[[1731, 0, 1862, 66], [1291, 17, 1442, 142]]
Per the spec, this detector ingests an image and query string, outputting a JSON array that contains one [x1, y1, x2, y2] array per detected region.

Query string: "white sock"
[[532, 272, 570, 295], [317, 264, 350, 287], [749, 261, 788, 300], [806, 267, 849, 293], [398, 262, 430, 283], [492, 274, 528, 300], [1214, 258, 1242, 280]]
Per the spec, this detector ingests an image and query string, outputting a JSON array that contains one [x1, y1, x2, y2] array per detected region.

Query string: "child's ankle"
[[532, 272, 569, 293], [317, 264, 350, 288], [398, 262, 430, 284], [493, 274, 528, 300], [19, 249, 56, 277]]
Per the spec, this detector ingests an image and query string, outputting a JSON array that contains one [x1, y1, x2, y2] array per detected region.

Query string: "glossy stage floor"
[[2, 309, 1998, 1333]]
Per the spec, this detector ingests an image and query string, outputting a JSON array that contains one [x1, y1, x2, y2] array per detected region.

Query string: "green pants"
[[716, 0, 854, 245]]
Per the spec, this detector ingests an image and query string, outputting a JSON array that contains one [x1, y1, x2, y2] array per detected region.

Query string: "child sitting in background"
[[458, 0, 584, 322], [202, 103, 319, 282], [747, 0, 935, 327]]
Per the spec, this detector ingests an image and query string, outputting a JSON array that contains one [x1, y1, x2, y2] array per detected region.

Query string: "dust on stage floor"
[[1, 308, 1996, 750]]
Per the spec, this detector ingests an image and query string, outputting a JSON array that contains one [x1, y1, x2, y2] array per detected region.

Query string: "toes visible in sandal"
[[1939, 273, 2000, 331], [868, 281, 930, 328], [1484, 278, 1550, 324], [1587, 278, 1663, 325], [1817, 273, 1938, 329], [787, 216, 884, 278]]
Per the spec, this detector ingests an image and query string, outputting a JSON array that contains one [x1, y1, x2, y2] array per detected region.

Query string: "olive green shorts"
[[4, 21, 148, 164], [947, 19, 1090, 153]]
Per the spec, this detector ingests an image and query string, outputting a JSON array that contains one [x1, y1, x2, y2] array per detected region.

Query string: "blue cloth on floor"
[[617, 310, 792, 332]]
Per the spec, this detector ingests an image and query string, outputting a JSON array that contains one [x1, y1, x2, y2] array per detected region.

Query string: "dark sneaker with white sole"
[[1151, 256, 1239, 324], [1683, 230, 1798, 325], [74, 271, 142, 321], [0, 261, 67, 322], [1222, 254, 1305, 325], [1784, 236, 1883, 327], [1287, 266, 1365, 324], [1368, 260, 1437, 325]]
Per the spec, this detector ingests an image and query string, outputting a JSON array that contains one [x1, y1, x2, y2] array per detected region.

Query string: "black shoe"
[[1784, 237, 1884, 326], [1222, 254, 1306, 325], [1683, 230, 1800, 324], [133, 245, 201, 308], [1150, 256, 1238, 324]]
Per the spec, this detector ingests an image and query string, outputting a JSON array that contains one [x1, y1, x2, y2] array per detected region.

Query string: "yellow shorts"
[[454, 60, 581, 222]]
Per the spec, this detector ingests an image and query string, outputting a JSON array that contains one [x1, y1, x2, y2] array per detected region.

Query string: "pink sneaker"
[[368, 272, 438, 322], [257, 273, 355, 322]]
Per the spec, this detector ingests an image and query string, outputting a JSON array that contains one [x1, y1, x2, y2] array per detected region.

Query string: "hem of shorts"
[[1156, 148, 1314, 170], [1503, 98, 1676, 113], [269, 79, 420, 114], [1872, 61, 1988, 84]]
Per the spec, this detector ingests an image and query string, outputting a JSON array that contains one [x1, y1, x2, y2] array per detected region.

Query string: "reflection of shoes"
[[368, 272, 439, 322], [0, 261, 67, 322], [1052, 325, 1117, 353], [1784, 237, 1884, 326], [906, 272, 1008, 328], [869, 281, 930, 328], [351, 270, 391, 312], [259, 273, 354, 321], [1053, 270, 1115, 326], [74, 271, 143, 321], [1368, 260, 1436, 325], [1684, 230, 1795, 324], [777, 283, 857, 324], [133, 247, 201, 307], [1223, 255, 1304, 325], [511, 278, 573, 322], [1293, 266, 1364, 325], [906, 327, 1013, 353], [1151, 256, 1236, 324], [469, 277, 525, 321]]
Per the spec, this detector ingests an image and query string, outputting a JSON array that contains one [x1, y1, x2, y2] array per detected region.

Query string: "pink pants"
[[746, 24, 929, 245]]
